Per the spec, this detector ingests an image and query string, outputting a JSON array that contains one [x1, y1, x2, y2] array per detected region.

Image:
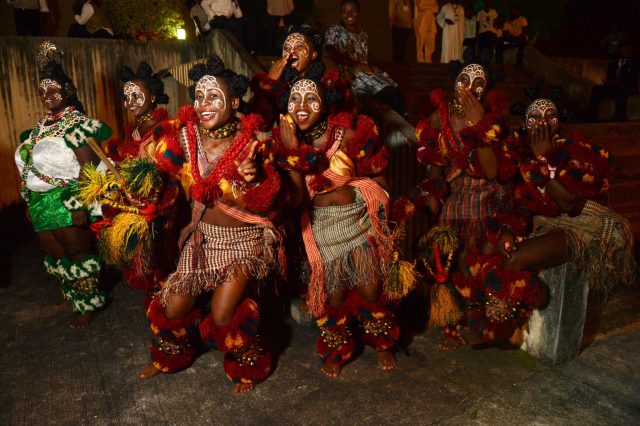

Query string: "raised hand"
[[235, 140, 260, 183], [279, 114, 299, 150], [267, 52, 291, 81], [460, 88, 485, 125], [530, 120, 554, 158]]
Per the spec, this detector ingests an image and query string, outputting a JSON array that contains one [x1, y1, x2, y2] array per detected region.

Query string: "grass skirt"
[[532, 200, 636, 294], [311, 198, 386, 296]]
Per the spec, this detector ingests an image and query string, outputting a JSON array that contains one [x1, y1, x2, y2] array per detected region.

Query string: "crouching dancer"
[[141, 56, 285, 394]]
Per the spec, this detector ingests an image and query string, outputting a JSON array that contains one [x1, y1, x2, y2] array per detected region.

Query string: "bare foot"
[[438, 335, 464, 350], [140, 363, 161, 380], [376, 350, 397, 370], [233, 382, 256, 394], [54, 299, 70, 309], [320, 362, 343, 378], [70, 312, 96, 328]]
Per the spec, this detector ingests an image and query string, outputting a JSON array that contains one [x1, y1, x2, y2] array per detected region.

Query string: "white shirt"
[[75, 2, 94, 25], [201, 0, 242, 20]]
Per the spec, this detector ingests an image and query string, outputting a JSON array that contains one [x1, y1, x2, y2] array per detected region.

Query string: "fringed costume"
[[148, 106, 283, 384], [514, 132, 636, 293], [16, 106, 111, 314], [83, 107, 180, 306], [280, 112, 407, 368], [413, 89, 514, 245]]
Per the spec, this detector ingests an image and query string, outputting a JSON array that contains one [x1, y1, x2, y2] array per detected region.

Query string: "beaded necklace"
[[199, 120, 238, 140], [303, 119, 328, 143], [135, 110, 154, 125], [20, 106, 85, 197]]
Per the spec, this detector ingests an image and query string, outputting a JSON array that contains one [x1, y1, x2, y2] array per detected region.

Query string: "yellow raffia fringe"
[[118, 157, 162, 200], [98, 212, 151, 268], [77, 163, 107, 205], [385, 251, 418, 299], [429, 283, 464, 327]]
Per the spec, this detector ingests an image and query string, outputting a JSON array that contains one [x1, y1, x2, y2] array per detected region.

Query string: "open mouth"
[[200, 111, 216, 121], [290, 55, 300, 68], [296, 111, 310, 124]]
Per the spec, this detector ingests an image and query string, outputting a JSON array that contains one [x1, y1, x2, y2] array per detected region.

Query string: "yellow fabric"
[[315, 149, 355, 194]]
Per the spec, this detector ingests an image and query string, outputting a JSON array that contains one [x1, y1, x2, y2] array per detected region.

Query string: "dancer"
[[15, 41, 111, 327], [277, 76, 405, 378], [249, 24, 326, 130], [140, 56, 284, 394], [413, 63, 513, 348], [495, 98, 635, 292], [82, 62, 181, 308]]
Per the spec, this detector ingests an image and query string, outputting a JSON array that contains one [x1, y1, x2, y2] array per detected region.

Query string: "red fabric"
[[223, 350, 272, 384]]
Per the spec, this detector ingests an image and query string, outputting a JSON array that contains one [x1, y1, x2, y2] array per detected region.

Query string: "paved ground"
[[1, 239, 639, 425]]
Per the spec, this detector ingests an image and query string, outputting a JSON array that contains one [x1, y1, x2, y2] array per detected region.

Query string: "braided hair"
[[36, 41, 85, 113], [117, 62, 169, 104], [280, 25, 326, 85], [187, 55, 249, 101]]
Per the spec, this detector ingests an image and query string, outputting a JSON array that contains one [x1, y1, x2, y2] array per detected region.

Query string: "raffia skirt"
[[310, 197, 387, 296], [160, 222, 275, 306], [531, 200, 636, 293]]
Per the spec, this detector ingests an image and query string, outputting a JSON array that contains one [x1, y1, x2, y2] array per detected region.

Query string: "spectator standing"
[[67, 0, 113, 38], [325, 0, 407, 116], [267, 0, 295, 55], [475, 0, 497, 62], [414, 0, 439, 63], [7, 0, 48, 36], [201, 0, 257, 53], [389, 0, 413, 63], [600, 26, 626, 59], [462, 6, 477, 62], [589, 43, 639, 121], [496, 7, 527, 66], [436, 1, 464, 64]]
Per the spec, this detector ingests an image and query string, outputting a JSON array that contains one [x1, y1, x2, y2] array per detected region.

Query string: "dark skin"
[[265, 33, 318, 85], [492, 109, 581, 272], [123, 79, 158, 141], [325, 2, 375, 76], [423, 79, 497, 349], [140, 78, 262, 394], [280, 81, 395, 377], [33, 79, 99, 328]]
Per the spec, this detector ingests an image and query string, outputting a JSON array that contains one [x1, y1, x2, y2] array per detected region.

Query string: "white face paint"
[[194, 75, 226, 110], [39, 78, 63, 101], [288, 102, 295, 113], [455, 64, 487, 98], [283, 33, 309, 58], [290, 79, 321, 111], [525, 98, 558, 129], [123, 81, 145, 107]]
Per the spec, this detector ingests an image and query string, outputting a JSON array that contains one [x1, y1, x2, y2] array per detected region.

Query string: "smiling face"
[[123, 79, 155, 119], [194, 75, 237, 130], [39, 78, 68, 114], [525, 99, 559, 134], [287, 79, 323, 132], [454, 64, 486, 102], [282, 33, 317, 73], [340, 1, 360, 28]]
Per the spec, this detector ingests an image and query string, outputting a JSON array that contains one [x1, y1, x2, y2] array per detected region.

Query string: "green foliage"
[[104, 0, 186, 40]]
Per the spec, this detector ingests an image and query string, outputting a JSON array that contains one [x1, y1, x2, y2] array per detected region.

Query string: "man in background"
[[389, 0, 413, 63]]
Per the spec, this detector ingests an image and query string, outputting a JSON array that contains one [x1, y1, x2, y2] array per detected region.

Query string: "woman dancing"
[[15, 41, 111, 328], [140, 56, 284, 394], [277, 76, 401, 377]]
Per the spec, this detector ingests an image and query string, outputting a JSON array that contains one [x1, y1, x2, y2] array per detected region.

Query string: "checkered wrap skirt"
[[440, 175, 507, 249], [532, 200, 636, 293], [160, 222, 274, 306], [310, 198, 386, 296]]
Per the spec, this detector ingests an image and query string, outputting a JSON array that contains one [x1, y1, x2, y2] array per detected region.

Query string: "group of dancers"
[[16, 22, 635, 394]]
